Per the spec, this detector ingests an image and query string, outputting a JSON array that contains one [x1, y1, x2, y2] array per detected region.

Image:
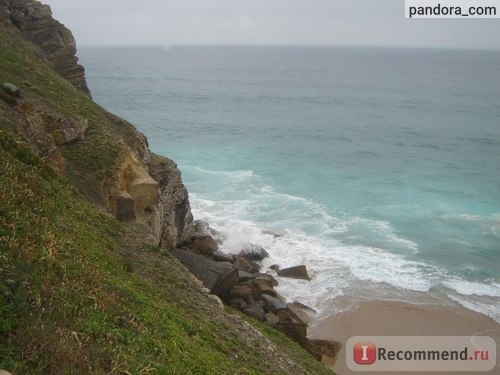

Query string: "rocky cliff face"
[[149, 154, 194, 247], [0, 0, 91, 96], [106, 142, 194, 247], [0, 0, 193, 249]]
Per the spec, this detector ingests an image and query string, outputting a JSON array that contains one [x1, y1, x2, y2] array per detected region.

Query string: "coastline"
[[309, 300, 500, 375]]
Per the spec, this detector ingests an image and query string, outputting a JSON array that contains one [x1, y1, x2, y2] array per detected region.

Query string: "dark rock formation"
[[252, 276, 277, 296], [173, 238, 340, 362], [228, 284, 254, 304], [305, 340, 342, 361], [184, 235, 218, 255], [238, 271, 255, 282], [278, 265, 311, 280], [212, 251, 234, 263], [233, 255, 260, 274], [171, 248, 239, 296], [243, 304, 266, 321], [287, 301, 316, 325], [260, 294, 287, 312], [0, 0, 91, 96], [10, 101, 89, 166], [193, 220, 224, 243], [275, 309, 308, 343], [238, 243, 269, 261], [149, 153, 194, 248]]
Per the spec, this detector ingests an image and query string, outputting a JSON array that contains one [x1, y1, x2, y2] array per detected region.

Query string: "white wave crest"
[[442, 279, 500, 298], [187, 172, 498, 322]]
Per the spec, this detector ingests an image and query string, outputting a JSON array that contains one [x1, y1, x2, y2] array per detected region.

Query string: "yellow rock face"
[[109, 150, 160, 237]]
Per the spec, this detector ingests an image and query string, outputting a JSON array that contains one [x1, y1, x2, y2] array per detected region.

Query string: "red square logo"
[[354, 342, 377, 365]]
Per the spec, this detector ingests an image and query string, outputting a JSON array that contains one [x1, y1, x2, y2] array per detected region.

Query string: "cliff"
[[0, 0, 193, 250], [0, 0, 91, 96], [0, 1, 333, 374]]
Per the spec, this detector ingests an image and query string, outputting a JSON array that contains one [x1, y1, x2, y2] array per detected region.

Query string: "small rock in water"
[[238, 243, 269, 261], [269, 264, 280, 272], [278, 265, 311, 281]]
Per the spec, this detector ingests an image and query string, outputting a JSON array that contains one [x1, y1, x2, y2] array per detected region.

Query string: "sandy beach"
[[309, 300, 500, 375]]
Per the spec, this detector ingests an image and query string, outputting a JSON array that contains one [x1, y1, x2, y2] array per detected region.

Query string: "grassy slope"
[[0, 27, 146, 204], [0, 27, 332, 374]]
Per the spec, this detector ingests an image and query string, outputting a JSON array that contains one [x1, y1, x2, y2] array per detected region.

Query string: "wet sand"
[[309, 300, 500, 375]]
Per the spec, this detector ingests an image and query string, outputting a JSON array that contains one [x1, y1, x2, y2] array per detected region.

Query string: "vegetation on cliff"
[[0, 6, 332, 375]]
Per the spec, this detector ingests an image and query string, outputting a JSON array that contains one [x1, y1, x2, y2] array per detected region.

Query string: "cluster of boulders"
[[172, 221, 341, 361]]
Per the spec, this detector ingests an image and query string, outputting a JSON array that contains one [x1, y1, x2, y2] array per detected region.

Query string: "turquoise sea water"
[[79, 46, 500, 321]]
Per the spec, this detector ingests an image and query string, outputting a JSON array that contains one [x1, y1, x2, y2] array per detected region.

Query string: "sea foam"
[[188, 166, 500, 322]]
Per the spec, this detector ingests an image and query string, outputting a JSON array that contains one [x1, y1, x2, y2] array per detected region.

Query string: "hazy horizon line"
[[78, 43, 500, 52]]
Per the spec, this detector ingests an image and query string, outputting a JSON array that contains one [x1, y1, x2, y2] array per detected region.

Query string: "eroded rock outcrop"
[[149, 153, 194, 247], [107, 149, 160, 243], [0, 0, 91, 96]]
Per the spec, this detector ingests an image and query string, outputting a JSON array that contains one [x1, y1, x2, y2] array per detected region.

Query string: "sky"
[[42, 0, 500, 50]]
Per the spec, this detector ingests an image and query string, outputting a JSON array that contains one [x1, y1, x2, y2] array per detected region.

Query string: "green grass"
[[0, 28, 144, 190], [0, 129, 332, 374], [0, 23, 333, 374]]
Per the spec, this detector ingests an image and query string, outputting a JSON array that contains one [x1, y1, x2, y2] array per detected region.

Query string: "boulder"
[[194, 220, 210, 233], [259, 294, 286, 312], [278, 265, 311, 281], [193, 220, 225, 243], [233, 255, 260, 274], [238, 271, 255, 282], [171, 248, 238, 296], [51, 119, 88, 146], [305, 339, 342, 361], [256, 273, 278, 286], [255, 299, 266, 308], [275, 309, 308, 344], [228, 283, 254, 304], [242, 304, 266, 321], [269, 264, 281, 272], [185, 235, 218, 255], [212, 251, 234, 263], [228, 298, 248, 310], [238, 243, 269, 261], [286, 301, 316, 325], [265, 312, 280, 325], [252, 277, 277, 296]]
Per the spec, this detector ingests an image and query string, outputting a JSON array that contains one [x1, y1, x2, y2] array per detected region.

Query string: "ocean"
[[78, 46, 500, 322]]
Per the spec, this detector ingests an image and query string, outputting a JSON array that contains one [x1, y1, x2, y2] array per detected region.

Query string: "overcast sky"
[[42, 0, 500, 50]]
